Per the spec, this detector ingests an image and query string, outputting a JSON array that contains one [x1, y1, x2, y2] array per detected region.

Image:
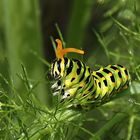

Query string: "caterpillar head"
[[50, 39, 84, 79]]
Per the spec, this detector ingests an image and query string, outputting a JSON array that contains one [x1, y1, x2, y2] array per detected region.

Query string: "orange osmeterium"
[[55, 39, 84, 59]]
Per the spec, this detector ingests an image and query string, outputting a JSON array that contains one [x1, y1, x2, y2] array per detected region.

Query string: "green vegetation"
[[0, 0, 140, 139]]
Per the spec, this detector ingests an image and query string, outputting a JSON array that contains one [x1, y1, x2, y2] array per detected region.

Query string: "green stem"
[[126, 115, 135, 140], [3, 0, 48, 103], [66, 0, 94, 59], [90, 113, 127, 140]]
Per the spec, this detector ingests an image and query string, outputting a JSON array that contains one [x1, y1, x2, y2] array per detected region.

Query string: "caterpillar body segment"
[[50, 39, 130, 109]]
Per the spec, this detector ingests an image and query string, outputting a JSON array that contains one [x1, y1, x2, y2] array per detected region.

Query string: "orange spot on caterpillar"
[[55, 39, 84, 59], [109, 73, 112, 76]]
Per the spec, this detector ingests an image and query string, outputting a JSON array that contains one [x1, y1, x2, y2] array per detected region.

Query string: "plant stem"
[[66, 0, 94, 59], [90, 113, 127, 140], [126, 115, 135, 140], [3, 0, 48, 103]]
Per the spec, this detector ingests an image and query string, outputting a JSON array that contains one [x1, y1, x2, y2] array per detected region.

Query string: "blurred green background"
[[0, 0, 140, 139]]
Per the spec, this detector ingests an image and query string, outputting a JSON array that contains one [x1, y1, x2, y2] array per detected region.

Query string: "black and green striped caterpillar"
[[50, 39, 130, 109]]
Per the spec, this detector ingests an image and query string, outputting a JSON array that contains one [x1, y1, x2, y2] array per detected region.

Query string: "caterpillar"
[[50, 39, 130, 109]]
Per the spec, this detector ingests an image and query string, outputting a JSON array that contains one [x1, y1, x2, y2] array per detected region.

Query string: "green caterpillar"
[[50, 39, 130, 109]]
